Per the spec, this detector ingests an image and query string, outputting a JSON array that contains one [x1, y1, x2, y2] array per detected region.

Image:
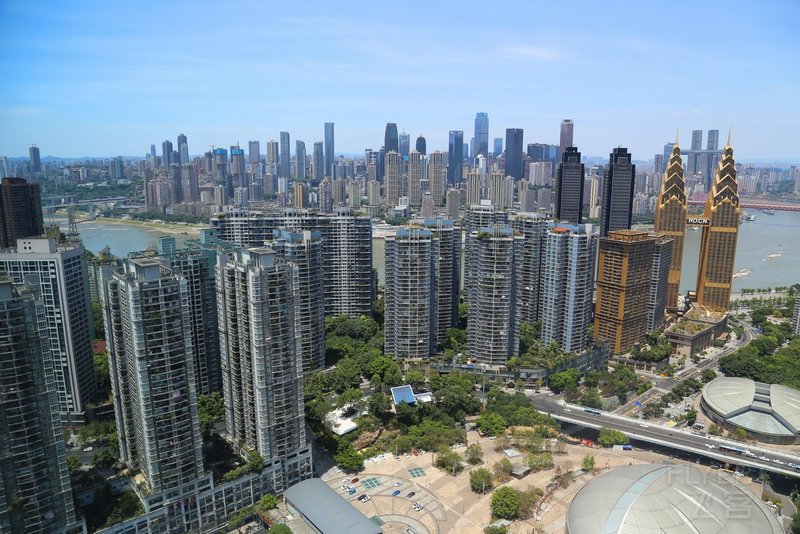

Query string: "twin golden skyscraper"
[[654, 132, 740, 311]]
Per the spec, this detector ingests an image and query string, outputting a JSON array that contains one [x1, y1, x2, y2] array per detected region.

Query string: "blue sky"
[[1, 0, 798, 161]]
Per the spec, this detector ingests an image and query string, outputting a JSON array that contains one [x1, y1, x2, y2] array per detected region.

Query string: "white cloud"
[[1, 106, 44, 116], [499, 45, 565, 61]]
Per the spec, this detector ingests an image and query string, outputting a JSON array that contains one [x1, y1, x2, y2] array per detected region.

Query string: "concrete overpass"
[[531, 397, 800, 479]]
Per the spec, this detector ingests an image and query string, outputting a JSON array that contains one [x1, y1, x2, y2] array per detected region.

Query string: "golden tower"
[[696, 133, 740, 311], [654, 139, 687, 309]]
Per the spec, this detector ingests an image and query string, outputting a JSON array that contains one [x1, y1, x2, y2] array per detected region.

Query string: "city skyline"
[[1, 1, 798, 160]]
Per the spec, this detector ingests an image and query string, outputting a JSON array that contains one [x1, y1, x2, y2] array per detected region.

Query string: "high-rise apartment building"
[[266, 140, 279, 166], [445, 189, 460, 221], [488, 172, 514, 210], [429, 151, 446, 204], [248, 140, 261, 164], [467, 225, 523, 365], [540, 223, 596, 353], [271, 230, 325, 373], [324, 122, 335, 177], [474, 112, 489, 157], [647, 236, 673, 332], [696, 136, 740, 311], [600, 147, 636, 236], [447, 131, 464, 185], [510, 212, 548, 324], [295, 140, 307, 179], [416, 136, 427, 155], [558, 119, 574, 163], [312, 141, 324, 182], [424, 218, 460, 345], [279, 132, 291, 179], [385, 227, 436, 358], [29, 145, 42, 174], [105, 258, 205, 494], [0, 177, 44, 248], [466, 170, 482, 207], [555, 146, 585, 224], [792, 298, 800, 335], [216, 247, 312, 490], [463, 203, 508, 301], [385, 151, 402, 207], [504, 128, 524, 180], [0, 276, 86, 534], [210, 208, 373, 316], [654, 142, 687, 309], [407, 151, 423, 206], [294, 183, 309, 208], [594, 230, 657, 353], [0, 238, 96, 419]]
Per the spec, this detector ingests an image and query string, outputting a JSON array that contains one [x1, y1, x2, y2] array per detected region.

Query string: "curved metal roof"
[[566, 464, 782, 534], [702, 377, 800, 436]]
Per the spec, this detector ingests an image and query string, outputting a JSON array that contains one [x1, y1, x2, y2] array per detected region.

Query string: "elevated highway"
[[531, 398, 800, 479]]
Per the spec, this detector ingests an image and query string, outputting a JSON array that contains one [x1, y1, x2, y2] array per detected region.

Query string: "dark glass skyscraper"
[[493, 137, 503, 158], [279, 131, 290, 178], [600, 147, 636, 236], [399, 132, 410, 159], [28, 145, 41, 173], [447, 130, 464, 185], [313, 142, 324, 182], [416, 135, 427, 155], [558, 119, 574, 163], [324, 122, 334, 177], [177, 133, 188, 164], [474, 112, 489, 157], [555, 146, 585, 224], [504, 128, 524, 180], [162, 140, 174, 167], [0, 177, 44, 248], [385, 123, 399, 153]]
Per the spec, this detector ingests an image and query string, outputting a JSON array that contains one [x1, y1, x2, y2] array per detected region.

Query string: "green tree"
[[491, 486, 520, 520], [94, 352, 111, 399], [334, 444, 364, 472], [406, 370, 426, 390], [476, 413, 507, 437], [579, 389, 602, 409], [517, 486, 543, 519], [470, 467, 493, 493], [465, 443, 484, 465], [581, 455, 596, 471], [367, 392, 392, 422], [597, 428, 628, 447], [527, 452, 553, 471], [92, 301, 106, 340], [337, 387, 364, 410], [484, 527, 508, 534], [548, 368, 580, 394], [367, 356, 402, 390], [67, 455, 81, 474], [701, 369, 717, 383], [733, 428, 748, 441], [434, 449, 463, 475], [791, 510, 800, 534], [270, 525, 293, 534], [708, 423, 724, 436], [104, 491, 143, 527], [92, 447, 118, 468], [198, 391, 225, 435], [493, 458, 513, 481], [257, 493, 278, 512]]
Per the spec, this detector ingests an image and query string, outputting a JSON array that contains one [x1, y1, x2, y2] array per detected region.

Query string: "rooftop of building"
[[284, 478, 381, 534], [702, 377, 800, 436], [566, 464, 782, 534]]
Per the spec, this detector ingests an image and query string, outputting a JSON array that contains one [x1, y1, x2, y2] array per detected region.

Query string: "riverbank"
[[80, 216, 204, 236]]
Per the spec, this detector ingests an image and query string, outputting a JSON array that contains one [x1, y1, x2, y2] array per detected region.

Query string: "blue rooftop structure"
[[391, 385, 416, 405]]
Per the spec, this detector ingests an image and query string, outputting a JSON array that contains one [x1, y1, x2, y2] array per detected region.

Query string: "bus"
[[584, 408, 602, 416], [719, 445, 744, 455]]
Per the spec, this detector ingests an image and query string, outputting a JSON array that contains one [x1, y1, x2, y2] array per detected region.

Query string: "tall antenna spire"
[[675, 127, 680, 145], [726, 128, 732, 146], [66, 205, 81, 244]]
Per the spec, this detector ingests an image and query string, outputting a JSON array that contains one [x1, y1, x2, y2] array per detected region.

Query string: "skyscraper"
[[407, 151, 423, 206], [707, 129, 720, 151], [28, 145, 41, 173], [105, 258, 205, 494], [0, 177, 44, 248], [385, 123, 399, 153], [600, 147, 636, 236], [177, 133, 188, 164], [0, 156, 8, 179], [429, 151, 446, 204], [510, 212, 548, 324], [466, 170, 482, 206], [424, 218, 460, 345], [493, 137, 503, 159], [696, 135, 740, 311], [648, 236, 673, 332], [266, 140, 279, 166], [399, 131, 410, 159], [416, 135, 427, 155], [324, 122, 335, 177], [447, 130, 464, 185], [385, 227, 436, 358], [463, 204, 509, 302], [161, 140, 174, 167], [295, 140, 307, 179], [555, 146, 585, 224], [312, 141, 324, 182], [540, 223, 596, 353], [385, 151, 401, 207], [0, 276, 85, 534], [558, 119, 574, 163], [691, 129, 703, 151], [216, 247, 312, 490], [279, 132, 291, 179], [150, 144, 157, 159], [594, 230, 657, 353], [467, 225, 523, 365], [248, 140, 261, 164], [474, 112, 489, 157], [271, 229, 325, 373], [0, 237, 96, 419], [654, 141, 687, 309], [445, 189, 460, 220], [504, 128, 524, 180]]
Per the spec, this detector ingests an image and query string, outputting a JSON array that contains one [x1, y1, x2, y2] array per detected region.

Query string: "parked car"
[[394, 481, 403, 487], [391, 490, 401, 496], [406, 491, 416, 498], [358, 494, 371, 502], [83, 447, 93, 452], [351, 477, 360, 483], [348, 488, 356, 495]]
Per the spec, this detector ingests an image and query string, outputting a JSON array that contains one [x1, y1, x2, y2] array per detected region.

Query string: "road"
[[530, 397, 800, 479]]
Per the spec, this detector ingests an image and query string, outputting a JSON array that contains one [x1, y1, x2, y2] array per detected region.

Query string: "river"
[[65, 211, 800, 292]]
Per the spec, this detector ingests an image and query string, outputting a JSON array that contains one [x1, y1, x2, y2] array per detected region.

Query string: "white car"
[[705, 444, 715, 449], [734, 471, 744, 477], [83, 447, 93, 452], [759, 456, 769, 461], [395, 481, 403, 487]]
